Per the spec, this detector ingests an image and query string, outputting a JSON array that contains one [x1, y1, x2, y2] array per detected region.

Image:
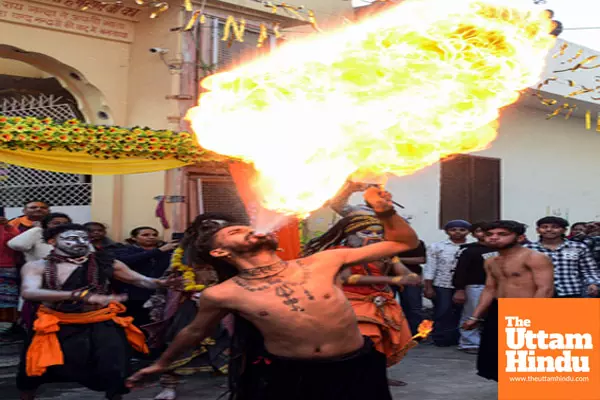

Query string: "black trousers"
[[477, 299, 498, 382], [17, 320, 131, 398], [235, 337, 392, 400]]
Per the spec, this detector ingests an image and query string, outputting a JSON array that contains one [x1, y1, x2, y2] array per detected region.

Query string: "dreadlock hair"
[[181, 213, 242, 283], [180, 213, 266, 399], [302, 214, 383, 257]]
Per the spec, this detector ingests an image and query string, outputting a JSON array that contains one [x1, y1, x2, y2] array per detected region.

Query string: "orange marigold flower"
[[87, 136, 97, 143], [136, 137, 148, 143], [0, 116, 8, 123], [72, 135, 85, 143], [14, 124, 27, 132], [135, 145, 146, 152], [123, 145, 134, 152], [2, 124, 13, 131], [124, 136, 135, 142], [100, 135, 111, 142], [98, 143, 109, 150], [66, 119, 79, 125], [31, 124, 43, 132], [178, 132, 191, 139], [40, 117, 53, 124], [71, 127, 84, 134], [29, 135, 41, 142], [11, 117, 23, 123], [149, 137, 159, 144], [160, 138, 171, 144], [132, 128, 144, 135], [148, 145, 160, 152], [58, 135, 70, 142], [108, 127, 118, 133], [17, 134, 28, 141], [0, 133, 13, 141]]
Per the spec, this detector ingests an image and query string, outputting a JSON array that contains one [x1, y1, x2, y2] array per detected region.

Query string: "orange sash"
[[26, 303, 149, 376], [345, 291, 412, 367]]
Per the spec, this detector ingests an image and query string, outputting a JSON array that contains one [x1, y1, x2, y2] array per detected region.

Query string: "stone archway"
[[0, 45, 115, 224], [0, 44, 114, 125]]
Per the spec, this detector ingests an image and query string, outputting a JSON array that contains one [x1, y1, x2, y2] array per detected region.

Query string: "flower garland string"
[[171, 247, 206, 292]]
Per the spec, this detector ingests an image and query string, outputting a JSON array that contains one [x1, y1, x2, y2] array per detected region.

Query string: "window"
[[439, 154, 500, 226], [187, 174, 249, 224], [212, 19, 273, 71]]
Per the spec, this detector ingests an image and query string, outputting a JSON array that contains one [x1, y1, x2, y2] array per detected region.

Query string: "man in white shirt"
[[423, 220, 471, 346]]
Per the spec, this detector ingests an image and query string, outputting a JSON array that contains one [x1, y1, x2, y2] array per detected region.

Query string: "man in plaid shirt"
[[525, 217, 600, 298]]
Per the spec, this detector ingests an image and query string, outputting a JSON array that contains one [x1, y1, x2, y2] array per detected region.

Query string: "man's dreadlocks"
[[302, 215, 383, 256], [181, 213, 265, 400]]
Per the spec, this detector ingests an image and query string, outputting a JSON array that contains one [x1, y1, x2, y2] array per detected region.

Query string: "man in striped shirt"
[[525, 217, 600, 298]]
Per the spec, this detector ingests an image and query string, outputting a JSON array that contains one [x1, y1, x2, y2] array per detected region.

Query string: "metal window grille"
[[0, 94, 92, 207], [213, 20, 273, 71]]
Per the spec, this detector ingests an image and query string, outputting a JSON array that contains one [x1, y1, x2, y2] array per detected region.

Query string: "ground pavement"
[[0, 343, 497, 400]]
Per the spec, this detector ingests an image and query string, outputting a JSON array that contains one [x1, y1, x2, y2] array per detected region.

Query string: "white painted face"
[[55, 230, 91, 258]]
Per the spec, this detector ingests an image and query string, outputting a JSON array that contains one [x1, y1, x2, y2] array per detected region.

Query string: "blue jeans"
[[458, 285, 485, 349], [432, 286, 463, 346], [399, 286, 424, 335]]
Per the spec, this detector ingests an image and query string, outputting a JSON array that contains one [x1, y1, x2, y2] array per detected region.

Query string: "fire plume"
[[186, 0, 555, 217]]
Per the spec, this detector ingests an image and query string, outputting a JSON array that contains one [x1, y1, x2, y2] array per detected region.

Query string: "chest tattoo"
[[233, 263, 315, 311]]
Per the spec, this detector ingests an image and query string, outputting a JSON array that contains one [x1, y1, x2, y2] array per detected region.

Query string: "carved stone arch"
[[0, 44, 113, 125]]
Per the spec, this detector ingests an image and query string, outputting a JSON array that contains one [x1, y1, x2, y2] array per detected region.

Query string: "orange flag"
[[228, 162, 301, 260]]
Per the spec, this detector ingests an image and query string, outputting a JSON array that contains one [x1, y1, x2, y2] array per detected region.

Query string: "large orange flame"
[[186, 0, 555, 217]]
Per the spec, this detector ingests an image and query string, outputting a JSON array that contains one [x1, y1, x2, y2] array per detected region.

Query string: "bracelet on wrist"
[[346, 275, 361, 285], [374, 208, 397, 218]]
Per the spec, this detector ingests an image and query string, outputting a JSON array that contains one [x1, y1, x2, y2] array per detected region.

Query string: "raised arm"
[[527, 252, 554, 298], [328, 182, 371, 216], [127, 288, 228, 387]]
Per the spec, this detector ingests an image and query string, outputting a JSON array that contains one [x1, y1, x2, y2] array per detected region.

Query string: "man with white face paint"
[[16, 224, 177, 400]]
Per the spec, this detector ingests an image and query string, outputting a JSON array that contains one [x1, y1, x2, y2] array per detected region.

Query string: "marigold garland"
[[171, 247, 206, 292], [0, 115, 227, 163]]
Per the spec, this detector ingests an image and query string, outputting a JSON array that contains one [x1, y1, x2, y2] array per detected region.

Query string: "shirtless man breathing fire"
[[128, 187, 419, 399]]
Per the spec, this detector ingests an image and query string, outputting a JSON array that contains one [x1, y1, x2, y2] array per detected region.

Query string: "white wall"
[[344, 104, 600, 245]]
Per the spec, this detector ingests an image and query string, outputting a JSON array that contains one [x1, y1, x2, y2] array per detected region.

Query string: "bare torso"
[[212, 258, 364, 359], [487, 247, 540, 298], [29, 259, 105, 312]]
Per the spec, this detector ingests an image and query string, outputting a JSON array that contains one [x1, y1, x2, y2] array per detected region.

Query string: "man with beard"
[[525, 217, 599, 298], [462, 220, 554, 382], [17, 224, 176, 400], [128, 188, 419, 400]]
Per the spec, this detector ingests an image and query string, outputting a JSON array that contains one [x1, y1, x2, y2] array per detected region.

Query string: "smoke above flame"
[[186, 0, 555, 217]]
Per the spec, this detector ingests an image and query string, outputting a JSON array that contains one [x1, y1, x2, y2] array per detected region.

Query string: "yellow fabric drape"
[[0, 149, 191, 175]]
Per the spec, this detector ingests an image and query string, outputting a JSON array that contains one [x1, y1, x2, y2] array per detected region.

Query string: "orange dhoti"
[[345, 291, 412, 367], [25, 303, 148, 377]]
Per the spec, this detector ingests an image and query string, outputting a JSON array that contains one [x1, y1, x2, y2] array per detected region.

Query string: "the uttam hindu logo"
[[499, 299, 600, 400], [505, 316, 592, 373]]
